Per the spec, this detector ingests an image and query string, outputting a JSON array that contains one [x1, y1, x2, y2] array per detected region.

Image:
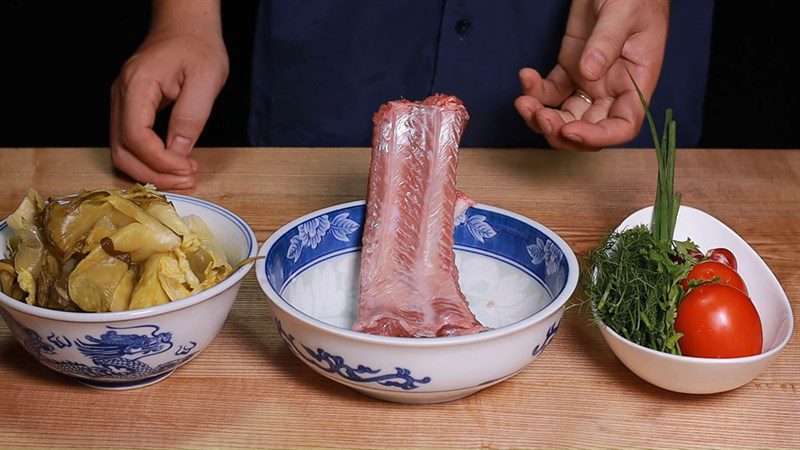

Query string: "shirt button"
[[455, 19, 471, 36]]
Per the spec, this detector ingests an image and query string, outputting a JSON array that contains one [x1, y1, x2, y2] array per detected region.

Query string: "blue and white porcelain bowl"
[[257, 200, 579, 403], [0, 193, 258, 390]]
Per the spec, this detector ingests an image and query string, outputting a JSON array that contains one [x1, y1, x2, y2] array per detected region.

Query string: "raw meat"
[[454, 190, 476, 220], [353, 95, 488, 338]]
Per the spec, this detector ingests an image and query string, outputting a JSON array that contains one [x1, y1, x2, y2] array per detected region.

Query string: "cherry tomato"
[[671, 248, 704, 265], [707, 248, 738, 271], [687, 249, 704, 261], [681, 261, 748, 294], [675, 284, 762, 358]]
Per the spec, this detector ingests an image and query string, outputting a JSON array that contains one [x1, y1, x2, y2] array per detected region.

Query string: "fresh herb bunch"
[[582, 74, 698, 355]]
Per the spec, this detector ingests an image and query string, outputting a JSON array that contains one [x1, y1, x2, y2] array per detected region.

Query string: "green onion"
[[629, 72, 680, 242]]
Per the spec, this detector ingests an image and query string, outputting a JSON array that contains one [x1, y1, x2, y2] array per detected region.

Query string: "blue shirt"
[[249, 0, 713, 148]]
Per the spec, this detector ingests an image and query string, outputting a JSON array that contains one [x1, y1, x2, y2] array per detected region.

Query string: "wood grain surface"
[[0, 147, 797, 449]]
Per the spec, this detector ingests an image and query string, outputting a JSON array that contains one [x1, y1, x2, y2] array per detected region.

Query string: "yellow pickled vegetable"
[[1, 185, 237, 312]]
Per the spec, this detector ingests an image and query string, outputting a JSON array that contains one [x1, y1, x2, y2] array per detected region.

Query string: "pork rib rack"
[[353, 95, 487, 338]]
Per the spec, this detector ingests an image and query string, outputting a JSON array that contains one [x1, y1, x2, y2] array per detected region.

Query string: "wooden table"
[[0, 148, 797, 448]]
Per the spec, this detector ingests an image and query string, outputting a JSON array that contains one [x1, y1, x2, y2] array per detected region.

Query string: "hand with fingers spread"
[[110, 0, 228, 189], [515, 0, 669, 151]]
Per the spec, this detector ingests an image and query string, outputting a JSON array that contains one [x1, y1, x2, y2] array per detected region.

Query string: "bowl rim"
[[0, 192, 259, 323], [597, 204, 794, 364], [256, 199, 579, 347]]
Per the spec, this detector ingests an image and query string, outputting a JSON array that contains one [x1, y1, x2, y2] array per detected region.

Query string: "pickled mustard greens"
[[1, 185, 236, 312]]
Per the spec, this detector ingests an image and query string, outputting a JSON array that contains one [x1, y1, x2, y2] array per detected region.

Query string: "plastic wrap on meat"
[[353, 95, 488, 338]]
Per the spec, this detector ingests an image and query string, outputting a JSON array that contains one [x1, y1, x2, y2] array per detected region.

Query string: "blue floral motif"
[[531, 321, 560, 357], [1, 310, 195, 381], [275, 319, 431, 390], [527, 237, 564, 276], [456, 212, 497, 243], [298, 216, 331, 249], [287, 213, 360, 262], [330, 213, 361, 242]]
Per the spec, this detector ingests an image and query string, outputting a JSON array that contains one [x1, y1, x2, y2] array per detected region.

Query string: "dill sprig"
[[586, 227, 695, 354]]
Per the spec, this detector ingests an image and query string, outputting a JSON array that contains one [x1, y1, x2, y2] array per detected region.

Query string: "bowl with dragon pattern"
[[257, 200, 579, 403], [0, 193, 258, 390]]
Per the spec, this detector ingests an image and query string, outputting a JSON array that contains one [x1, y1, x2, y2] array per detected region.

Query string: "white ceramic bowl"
[[598, 205, 794, 394], [257, 200, 579, 403], [0, 193, 258, 390]]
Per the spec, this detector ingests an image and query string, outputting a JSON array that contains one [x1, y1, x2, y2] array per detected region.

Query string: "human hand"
[[110, 0, 227, 189], [515, 0, 669, 151]]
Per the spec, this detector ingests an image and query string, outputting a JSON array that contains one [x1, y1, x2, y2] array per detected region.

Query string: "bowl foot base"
[[351, 385, 487, 404], [74, 370, 174, 390]]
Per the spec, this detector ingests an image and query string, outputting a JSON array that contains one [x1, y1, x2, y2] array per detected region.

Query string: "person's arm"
[[110, 0, 228, 189], [515, 0, 669, 151]]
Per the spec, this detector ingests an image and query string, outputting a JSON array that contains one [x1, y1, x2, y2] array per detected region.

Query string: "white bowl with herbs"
[[583, 83, 794, 394], [592, 206, 793, 394]]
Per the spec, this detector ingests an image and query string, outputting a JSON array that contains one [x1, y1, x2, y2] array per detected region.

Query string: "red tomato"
[[707, 248, 738, 271], [681, 261, 748, 294], [675, 284, 762, 358]]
